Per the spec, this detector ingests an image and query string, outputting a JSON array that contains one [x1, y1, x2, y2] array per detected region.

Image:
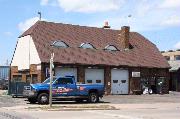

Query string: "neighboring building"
[[162, 50, 180, 92], [0, 66, 9, 89], [0, 66, 10, 80], [10, 21, 170, 94]]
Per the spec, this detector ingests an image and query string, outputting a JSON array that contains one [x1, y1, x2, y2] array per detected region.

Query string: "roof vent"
[[103, 21, 110, 29]]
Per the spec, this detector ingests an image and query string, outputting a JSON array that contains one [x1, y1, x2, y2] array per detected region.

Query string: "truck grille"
[[24, 86, 31, 91]]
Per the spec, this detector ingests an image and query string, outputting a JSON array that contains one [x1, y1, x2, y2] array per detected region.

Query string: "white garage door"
[[111, 69, 129, 94], [55, 67, 77, 82], [85, 69, 104, 84]]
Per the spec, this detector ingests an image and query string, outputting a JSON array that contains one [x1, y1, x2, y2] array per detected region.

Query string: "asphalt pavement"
[[0, 90, 180, 119]]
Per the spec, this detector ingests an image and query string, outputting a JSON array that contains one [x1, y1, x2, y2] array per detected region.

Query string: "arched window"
[[51, 40, 69, 48], [80, 43, 95, 49], [104, 45, 119, 51]]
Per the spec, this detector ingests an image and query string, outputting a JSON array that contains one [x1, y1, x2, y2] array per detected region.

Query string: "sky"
[[0, 0, 180, 65]]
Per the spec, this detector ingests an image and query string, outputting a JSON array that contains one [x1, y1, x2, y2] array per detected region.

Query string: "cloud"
[[40, 0, 49, 6], [18, 17, 39, 31], [174, 41, 180, 49], [56, 0, 125, 13], [3, 32, 13, 37], [39, 0, 180, 32], [160, 0, 180, 9], [161, 15, 180, 26]]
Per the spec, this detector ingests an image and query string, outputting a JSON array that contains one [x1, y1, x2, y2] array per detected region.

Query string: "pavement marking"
[[86, 110, 144, 119], [0, 109, 37, 119], [0, 111, 22, 119]]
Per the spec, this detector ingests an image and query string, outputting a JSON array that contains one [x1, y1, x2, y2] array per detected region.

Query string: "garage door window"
[[96, 80, 101, 83], [113, 80, 118, 83], [87, 80, 92, 83], [121, 80, 126, 83]]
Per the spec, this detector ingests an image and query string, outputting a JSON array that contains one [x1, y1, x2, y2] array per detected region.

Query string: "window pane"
[[113, 80, 118, 83], [96, 80, 101, 83], [58, 78, 73, 84], [121, 80, 126, 83], [164, 56, 170, 61], [175, 55, 180, 60], [52, 41, 68, 48], [80, 43, 95, 49], [105, 45, 118, 51], [87, 80, 92, 83]]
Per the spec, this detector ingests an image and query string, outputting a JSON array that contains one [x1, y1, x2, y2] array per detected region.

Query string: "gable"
[[11, 35, 41, 70]]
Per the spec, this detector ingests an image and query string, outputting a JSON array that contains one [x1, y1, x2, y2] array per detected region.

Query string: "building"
[[162, 50, 180, 92], [10, 21, 170, 94], [0, 66, 10, 80], [0, 66, 9, 89]]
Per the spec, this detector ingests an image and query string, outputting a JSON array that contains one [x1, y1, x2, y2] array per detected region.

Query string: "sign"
[[45, 68, 50, 78], [132, 72, 140, 77]]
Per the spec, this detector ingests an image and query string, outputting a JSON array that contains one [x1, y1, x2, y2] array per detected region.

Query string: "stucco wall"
[[11, 35, 41, 70]]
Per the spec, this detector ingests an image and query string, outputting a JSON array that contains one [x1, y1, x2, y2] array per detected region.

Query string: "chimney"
[[120, 26, 130, 49], [103, 21, 110, 29]]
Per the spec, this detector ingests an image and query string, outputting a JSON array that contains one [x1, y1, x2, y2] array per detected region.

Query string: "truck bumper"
[[23, 90, 37, 98]]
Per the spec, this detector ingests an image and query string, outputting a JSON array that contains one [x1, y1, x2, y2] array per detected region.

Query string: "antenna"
[[38, 11, 41, 21]]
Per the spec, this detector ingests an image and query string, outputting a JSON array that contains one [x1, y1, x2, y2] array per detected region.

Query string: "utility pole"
[[49, 53, 54, 108]]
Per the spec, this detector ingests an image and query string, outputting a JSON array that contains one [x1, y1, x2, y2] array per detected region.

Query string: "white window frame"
[[80, 43, 95, 49], [104, 45, 119, 51], [51, 40, 69, 48]]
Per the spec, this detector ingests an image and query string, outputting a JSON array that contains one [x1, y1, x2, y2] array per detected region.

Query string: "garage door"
[[85, 69, 104, 84], [55, 67, 77, 82], [111, 69, 129, 94]]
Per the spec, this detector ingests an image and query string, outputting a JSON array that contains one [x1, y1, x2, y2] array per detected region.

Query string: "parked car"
[[23, 76, 104, 104], [0, 79, 8, 90]]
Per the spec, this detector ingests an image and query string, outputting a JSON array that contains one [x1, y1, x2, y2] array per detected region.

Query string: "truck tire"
[[37, 93, 49, 105], [88, 92, 99, 103], [28, 98, 37, 104]]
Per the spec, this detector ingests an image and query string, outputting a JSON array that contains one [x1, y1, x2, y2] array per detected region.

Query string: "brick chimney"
[[119, 26, 130, 49], [103, 21, 111, 29]]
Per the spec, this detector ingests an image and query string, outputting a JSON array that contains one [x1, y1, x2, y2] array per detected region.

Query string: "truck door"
[[52, 77, 77, 97]]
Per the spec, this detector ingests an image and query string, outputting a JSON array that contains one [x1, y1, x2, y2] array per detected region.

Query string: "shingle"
[[21, 21, 170, 68]]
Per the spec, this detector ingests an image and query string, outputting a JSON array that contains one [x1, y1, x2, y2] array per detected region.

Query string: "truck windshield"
[[43, 77, 56, 84]]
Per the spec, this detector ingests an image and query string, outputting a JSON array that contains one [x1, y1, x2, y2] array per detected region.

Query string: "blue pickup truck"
[[23, 76, 104, 104]]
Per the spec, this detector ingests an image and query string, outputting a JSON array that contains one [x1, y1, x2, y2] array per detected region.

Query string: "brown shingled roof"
[[20, 21, 170, 68]]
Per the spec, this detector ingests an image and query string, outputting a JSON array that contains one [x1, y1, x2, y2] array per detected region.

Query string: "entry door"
[[55, 67, 77, 82], [85, 69, 104, 84], [111, 69, 129, 94]]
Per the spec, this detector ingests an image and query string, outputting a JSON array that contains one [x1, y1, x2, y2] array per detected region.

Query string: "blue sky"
[[0, 0, 180, 65]]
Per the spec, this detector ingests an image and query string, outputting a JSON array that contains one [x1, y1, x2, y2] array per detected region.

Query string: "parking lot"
[[0, 90, 180, 119]]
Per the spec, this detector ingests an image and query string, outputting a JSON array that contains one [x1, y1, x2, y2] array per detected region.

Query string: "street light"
[[38, 11, 42, 21]]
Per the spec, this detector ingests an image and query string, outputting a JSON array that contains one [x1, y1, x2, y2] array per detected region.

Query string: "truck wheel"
[[88, 92, 99, 103], [28, 98, 37, 104], [37, 93, 49, 105]]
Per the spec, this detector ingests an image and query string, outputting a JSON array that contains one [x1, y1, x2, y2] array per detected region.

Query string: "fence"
[[9, 81, 30, 97]]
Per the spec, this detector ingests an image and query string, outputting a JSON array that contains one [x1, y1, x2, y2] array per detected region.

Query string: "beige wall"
[[162, 51, 180, 61], [11, 35, 41, 70]]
